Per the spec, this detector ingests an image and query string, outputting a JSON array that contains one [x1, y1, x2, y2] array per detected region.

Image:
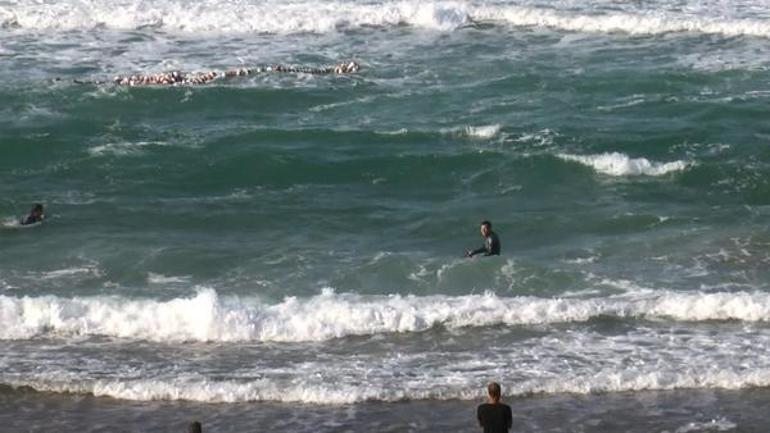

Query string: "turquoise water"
[[4, 30, 768, 299], [2, 0, 770, 430]]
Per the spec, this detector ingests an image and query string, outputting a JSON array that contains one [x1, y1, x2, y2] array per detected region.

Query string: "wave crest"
[[480, 6, 770, 38], [2, 289, 770, 342], [3, 1, 769, 38], [558, 152, 690, 176], [4, 366, 770, 403]]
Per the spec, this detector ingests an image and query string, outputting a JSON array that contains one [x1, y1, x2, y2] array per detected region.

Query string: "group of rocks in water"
[[73, 61, 361, 86]]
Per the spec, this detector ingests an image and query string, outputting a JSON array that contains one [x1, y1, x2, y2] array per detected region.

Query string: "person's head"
[[188, 421, 202, 433], [486, 381, 502, 402], [480, 220, 492, 237], [30, 203, 44, 217]]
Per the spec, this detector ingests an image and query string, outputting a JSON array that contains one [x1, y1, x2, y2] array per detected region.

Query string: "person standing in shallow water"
[[466, 220, 501, 257], [477, 382, 512, 433]]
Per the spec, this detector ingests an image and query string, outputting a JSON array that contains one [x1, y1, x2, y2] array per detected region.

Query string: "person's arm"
[[466, 245, 486, 257], [506, 405, 512, 430], [477, 405, 485, 427]]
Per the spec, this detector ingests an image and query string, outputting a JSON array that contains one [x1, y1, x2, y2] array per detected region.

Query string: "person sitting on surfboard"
[[466, 220, 500, 257], [20, 203, 44, 225]]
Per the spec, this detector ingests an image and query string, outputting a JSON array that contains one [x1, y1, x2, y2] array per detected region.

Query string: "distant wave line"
[[4, 2, 770, 38]]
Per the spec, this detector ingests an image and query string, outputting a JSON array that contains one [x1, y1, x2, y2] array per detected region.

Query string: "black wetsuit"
[[477, 402, 512, 433], [20, 215, 42, 225], [468, 231, 501, 257]]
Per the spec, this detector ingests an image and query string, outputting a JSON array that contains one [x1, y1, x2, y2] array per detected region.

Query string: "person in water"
[[20, 203, 44, 225], [466, 220, 500, 257], [477, 381, 513, 433]]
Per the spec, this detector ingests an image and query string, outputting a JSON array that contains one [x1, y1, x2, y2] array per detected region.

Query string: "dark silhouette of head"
[[487, 381, 501, 402], [30, 203, 44, 216], [188, 421, 202, 433]]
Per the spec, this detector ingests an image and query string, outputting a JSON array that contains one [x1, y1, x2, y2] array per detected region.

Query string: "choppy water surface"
[[2, 0, 770, 431]]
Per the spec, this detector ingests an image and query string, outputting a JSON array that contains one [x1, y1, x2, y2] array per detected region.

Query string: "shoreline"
[[1, 385, 766, 432]]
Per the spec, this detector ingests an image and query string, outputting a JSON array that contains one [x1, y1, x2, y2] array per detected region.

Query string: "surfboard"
[[1, 218, 44, 229]]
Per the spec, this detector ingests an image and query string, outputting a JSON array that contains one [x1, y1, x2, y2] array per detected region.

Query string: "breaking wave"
[[3, 364, 770, 403], [2, 288, 770, 342], [2, 1, 770, 38], [557, 152, 690, 176]]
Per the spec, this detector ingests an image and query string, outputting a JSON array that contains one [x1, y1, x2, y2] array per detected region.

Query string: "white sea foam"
[[596, 94, 648, 112], [440, 124, 501, 139], [4, 350, 770, 403], [563, 256, 599, 264], [8, 371, 769, 404], [513, 129, 559, 148], [147, 273, 190, 284], [558, 152, 690, 176], [1, 217, 22, 228], [464, 124, 501, 139], [476, 6, 770, 39], [375, 128, 409, 136], [673, 417, 738, 433], [0, 216, 44, 229], [3, 1, 770, 38], [4, 302, 770, 403], [88, 140, 168, 157], [0, 375, 406, 404], [515, 368, 770, 399], [0, 0, 471, 34], [39, 266, 102, 280], [3, 288, 770, 342]]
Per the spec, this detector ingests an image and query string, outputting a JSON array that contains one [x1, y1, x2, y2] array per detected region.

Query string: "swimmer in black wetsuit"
[[466, 220, 500, 257], [20, 203, 44, 225]]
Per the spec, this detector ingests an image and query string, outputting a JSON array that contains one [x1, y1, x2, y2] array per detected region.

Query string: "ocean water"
[[2, 0, 770, 431]]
